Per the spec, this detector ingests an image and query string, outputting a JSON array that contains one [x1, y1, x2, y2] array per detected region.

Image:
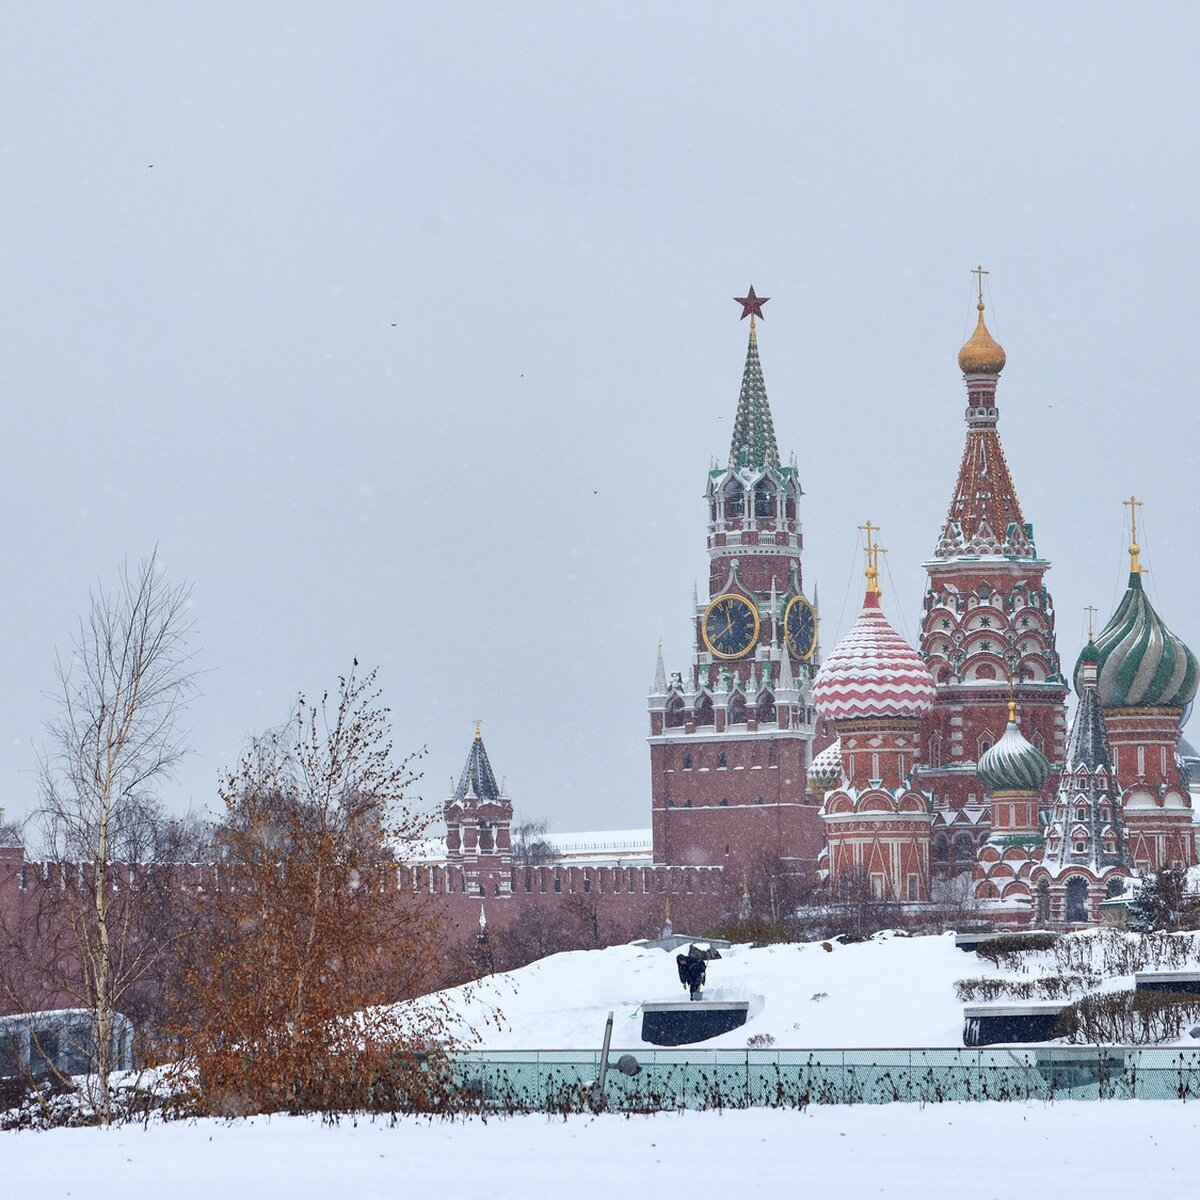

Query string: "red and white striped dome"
[[813, 592, 936, 722]]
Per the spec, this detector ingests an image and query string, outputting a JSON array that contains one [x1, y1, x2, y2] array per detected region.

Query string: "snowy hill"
[[419, 930, 1200, 1050]]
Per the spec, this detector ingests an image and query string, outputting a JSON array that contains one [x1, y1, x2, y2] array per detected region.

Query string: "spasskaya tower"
[[648, 290, 824, 880]]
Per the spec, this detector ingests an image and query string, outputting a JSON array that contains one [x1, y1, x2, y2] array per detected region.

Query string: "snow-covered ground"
[[7, 1103, 1199, 1198], [421, 930, 1200, 1050]]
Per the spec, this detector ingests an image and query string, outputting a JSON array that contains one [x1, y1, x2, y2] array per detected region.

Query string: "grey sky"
[[2, 4, 1198, 836]]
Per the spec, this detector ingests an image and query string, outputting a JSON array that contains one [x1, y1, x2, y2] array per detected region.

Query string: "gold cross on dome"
[[1123, 496, 1144, 575], [1084, 605, 1098, 640], [858, 521, 886, 597], [972, 264, 989, 305]]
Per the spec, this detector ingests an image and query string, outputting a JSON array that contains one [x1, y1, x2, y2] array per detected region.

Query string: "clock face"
[[784, 594, 818, 661], [702, 594, 760, 660]]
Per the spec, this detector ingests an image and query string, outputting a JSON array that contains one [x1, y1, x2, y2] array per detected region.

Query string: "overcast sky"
[[2, 4, 1199, 836]]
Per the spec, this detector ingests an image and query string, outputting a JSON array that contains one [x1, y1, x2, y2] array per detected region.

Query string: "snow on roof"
[[542, 829, 652, 857], [399, 837, 448, 863]]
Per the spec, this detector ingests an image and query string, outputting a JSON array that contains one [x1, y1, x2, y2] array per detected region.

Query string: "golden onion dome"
[[957, 301, 1006, 375]]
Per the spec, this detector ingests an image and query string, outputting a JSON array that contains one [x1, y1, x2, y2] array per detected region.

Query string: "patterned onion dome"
[[1075, 573, 1199, 709], [957, 300, 1006, 375], [813, 592, 936, 722], [807, 739, 842, 793], [978, 710, 1051, 793]]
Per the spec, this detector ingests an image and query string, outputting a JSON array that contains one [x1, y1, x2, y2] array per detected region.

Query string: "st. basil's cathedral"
[[442, 273, 1200, 931]]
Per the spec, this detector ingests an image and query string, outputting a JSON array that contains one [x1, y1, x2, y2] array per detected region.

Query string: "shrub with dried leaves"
[[171, 666, 462, 1116]]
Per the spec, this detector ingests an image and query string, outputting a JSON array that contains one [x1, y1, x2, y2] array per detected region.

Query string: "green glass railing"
[[451, 1047, 1200, 1110]]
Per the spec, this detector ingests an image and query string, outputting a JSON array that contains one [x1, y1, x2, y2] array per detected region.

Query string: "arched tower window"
[[694, 695, 714, 727], [754, 481, 776, 518], [756, 691, 776, 724], [728, 692, 747, 725], [724, 481, 744, 520], [665, 695, 685, 728]]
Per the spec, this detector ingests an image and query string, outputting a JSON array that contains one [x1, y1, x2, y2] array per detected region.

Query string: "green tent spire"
[[728, 317, 780, 471]]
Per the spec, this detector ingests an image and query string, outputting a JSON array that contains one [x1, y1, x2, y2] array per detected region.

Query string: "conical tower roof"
[[728, 317, 780, 471], [1066, 641, 1116, 770], [934, 278, 1034, 560], [454, 727, 501, 804]]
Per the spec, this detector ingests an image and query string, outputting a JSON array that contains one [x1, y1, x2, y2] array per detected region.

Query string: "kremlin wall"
[[3, 275, 1199, 994]]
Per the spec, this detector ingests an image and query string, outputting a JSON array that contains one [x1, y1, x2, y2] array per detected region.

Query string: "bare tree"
[[511, 819, 555, 868], [0, 808, 21, 848], [494, 905, 574, 970], [26, 553, 195, 1122]]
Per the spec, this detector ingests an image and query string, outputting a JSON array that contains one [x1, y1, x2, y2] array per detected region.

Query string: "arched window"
[[728, 693, 747, 725], [754, 482, 776, 518], [724, 482, 744, 520], [717, 750, 727, 768], [694, 695, 714, 727], [681, 753, 693, 770], [928, 733, 942, 768], [665, 695, 685, 729], [757, 691, 776, 724], [1065, 877, 1090, 923]]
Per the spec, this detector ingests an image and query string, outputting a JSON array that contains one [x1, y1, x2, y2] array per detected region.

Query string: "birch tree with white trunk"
[[32, 552, 195, 1122]]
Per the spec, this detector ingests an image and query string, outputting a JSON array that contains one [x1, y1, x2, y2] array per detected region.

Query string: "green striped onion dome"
[[807, 739, 842, 794], [1075, 573, 1199, 709], [978, 717, 1051, 793]]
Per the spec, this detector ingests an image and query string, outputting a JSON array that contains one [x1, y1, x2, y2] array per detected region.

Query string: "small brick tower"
[[649, 289, 822, 878], [812, 529, 938, 903], [918, 270, 1068, 869], [444, 725, 513, 898], [1083, 500, 1199, 871]]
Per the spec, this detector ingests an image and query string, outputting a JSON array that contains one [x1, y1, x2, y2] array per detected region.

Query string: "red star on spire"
[[734, 286, 769, 321]]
